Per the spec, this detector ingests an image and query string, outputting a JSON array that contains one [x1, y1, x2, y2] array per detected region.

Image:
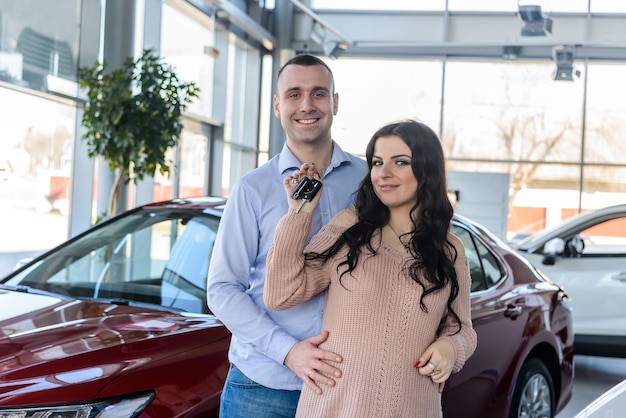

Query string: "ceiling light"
[[324, 42, 347, 60], [503, 46, 521, 60], [552, 48, 581, 81], [518, 4, 552, 36]]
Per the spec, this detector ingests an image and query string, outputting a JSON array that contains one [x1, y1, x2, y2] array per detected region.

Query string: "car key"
[[291, 176, 313, 200], [301, 178, 322, 201], [295, 178, 322, 213]]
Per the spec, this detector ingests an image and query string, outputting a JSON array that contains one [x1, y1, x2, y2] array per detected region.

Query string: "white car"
[[512, 204, 626, 357], [574, 379, 626, 418]]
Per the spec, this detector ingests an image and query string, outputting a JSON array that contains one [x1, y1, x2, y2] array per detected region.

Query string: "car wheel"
[[509, 358, 554, 418]]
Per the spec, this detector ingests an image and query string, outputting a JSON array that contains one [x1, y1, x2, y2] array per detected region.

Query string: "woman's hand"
[[415, 338, 456, 393], [284, 163, 323, 213]]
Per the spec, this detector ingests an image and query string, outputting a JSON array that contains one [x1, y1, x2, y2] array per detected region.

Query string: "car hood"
[[0, 289, 228, 405]]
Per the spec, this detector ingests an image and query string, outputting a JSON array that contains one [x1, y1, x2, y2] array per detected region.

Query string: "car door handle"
[[504, 304, 523, 319]]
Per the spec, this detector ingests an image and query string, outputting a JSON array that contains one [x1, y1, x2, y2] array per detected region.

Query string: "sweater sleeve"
[[264, 208, 333, 310], [438, 255, 478, 372]]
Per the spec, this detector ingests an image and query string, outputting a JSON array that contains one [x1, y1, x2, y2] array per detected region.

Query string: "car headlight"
[[557, 288, 573, 312], [0, 391, 154, 418]]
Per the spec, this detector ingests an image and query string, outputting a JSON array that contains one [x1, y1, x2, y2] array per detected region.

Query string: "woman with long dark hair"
[[265, 119, 477, 417]]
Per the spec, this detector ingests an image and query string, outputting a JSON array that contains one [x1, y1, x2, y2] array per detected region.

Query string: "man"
[[207, 54, 368, 417]]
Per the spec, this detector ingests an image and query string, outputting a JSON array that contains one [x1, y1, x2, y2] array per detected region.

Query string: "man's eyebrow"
[[283, 86, 330, 94], [311, 86, 330, 93]]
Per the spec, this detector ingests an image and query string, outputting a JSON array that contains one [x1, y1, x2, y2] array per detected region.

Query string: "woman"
[[265, 120, 477, 417]]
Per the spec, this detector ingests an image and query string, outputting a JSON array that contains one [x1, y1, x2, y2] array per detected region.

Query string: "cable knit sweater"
[[265, 207, 477, 418]]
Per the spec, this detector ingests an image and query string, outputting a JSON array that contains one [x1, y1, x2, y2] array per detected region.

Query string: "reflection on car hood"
[[0, 289, 228, 404]]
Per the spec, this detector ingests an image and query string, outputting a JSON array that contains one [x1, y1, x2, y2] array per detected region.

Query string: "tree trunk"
[[107, 168, 125, 218]]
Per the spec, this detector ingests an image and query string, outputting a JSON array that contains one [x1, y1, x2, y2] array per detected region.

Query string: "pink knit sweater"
[[265, 208, 477, 418]]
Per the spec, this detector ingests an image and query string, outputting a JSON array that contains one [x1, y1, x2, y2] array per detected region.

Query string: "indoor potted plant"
[[78, 49, 199, 219]]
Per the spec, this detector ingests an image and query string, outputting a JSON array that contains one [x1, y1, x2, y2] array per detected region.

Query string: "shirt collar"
[[278, 141, 354, 177]]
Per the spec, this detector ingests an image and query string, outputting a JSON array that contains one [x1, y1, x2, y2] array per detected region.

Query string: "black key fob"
[[301, 179, 322, 201], [291, 177, 312, 200]]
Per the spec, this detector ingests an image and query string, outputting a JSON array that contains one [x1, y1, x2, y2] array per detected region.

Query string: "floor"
[[556, 355, 626, 417]]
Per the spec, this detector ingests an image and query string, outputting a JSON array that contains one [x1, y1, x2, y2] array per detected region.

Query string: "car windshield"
[[513, 206, 625, 251], [2, 209, 219, 314]]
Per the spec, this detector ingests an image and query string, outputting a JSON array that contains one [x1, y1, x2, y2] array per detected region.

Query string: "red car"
[[0, 197, 573, 417]]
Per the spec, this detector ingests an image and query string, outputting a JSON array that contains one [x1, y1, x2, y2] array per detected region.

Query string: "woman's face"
[[370, 135, 418, 212]]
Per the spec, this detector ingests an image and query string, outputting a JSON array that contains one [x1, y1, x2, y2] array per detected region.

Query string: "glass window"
[[451, 161, 587, 241], [476, 236, 504, 287], [581, 165, 626, 212], [452, 223, 504, 292], [9, 210, 220, 314], [447, 0, 515, 12], [217, 36, 262, 196], [311, 0, 444, 11], [178, 131, 208, 198], [0, 86, 75, 261], [329, 58, 443, 158], [153, 128, 208, 201], [450, 0, 588, 12], [0, 0, 81, 94], [161, 2, 215, 118], [537, 0, 588, 12], [443, 62, 584, 163], [584, 64, 626, 165], [257, 54, 273, 167], [579, 217, 626, 255], [591, 0, 626, 13]]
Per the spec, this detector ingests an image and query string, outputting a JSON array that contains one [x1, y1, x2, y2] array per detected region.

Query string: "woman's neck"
[[387, 211, 413, 235]]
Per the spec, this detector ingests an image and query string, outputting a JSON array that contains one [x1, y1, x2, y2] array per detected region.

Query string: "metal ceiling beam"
[[290, 9, 626, 61], [202, 0, 276, 50]]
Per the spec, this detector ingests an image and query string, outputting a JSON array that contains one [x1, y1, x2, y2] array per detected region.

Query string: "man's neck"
[[288, 139, 333, 176]]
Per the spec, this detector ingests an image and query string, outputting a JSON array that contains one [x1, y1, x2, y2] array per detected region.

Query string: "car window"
[[452, 224, 504, 292], [6, 211, 219, 314], [578, 217, 626, 256]]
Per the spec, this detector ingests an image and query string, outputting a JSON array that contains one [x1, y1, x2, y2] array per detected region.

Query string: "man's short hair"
[[277, 54, 335, 93]]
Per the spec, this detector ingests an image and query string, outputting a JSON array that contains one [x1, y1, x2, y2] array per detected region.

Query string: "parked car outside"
[[511, 204, 626, 357], [0, 197, 573, 418]]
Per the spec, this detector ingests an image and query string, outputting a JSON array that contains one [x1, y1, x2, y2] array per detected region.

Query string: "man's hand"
[[284, 330, 343, 395]]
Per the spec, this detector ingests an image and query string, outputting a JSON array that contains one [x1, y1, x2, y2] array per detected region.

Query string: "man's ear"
[[273, 95, 280, 118], [333, 92, 339, 115]]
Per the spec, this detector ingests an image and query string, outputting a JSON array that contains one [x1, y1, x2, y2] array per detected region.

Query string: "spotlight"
[[518, 4, 552, 36], [324, 42, 347, 60], [552, 48, 581, 81], [554, 67, 581, 81], [309, 23, 347, 59], [503, 46, 521, 60]]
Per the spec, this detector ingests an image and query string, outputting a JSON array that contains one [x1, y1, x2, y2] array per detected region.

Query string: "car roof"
[[514, 203, 626, 251], [141, 196, 227, 213], [139, 197, 506, 250]]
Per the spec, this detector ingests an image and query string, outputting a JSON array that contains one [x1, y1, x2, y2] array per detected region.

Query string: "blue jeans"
[[219, 363, 301, 418]]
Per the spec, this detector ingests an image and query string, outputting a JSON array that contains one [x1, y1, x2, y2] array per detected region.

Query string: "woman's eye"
[[396, 159, 410, 166], [372, 160, 382, 166]]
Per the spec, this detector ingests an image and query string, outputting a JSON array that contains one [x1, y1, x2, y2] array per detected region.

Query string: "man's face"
[[273, 64, 338, 146]]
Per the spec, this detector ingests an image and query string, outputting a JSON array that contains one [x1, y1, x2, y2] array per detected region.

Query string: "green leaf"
[[78, 48, 199, 214]]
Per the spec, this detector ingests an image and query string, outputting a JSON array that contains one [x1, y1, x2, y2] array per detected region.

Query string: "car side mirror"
[[542, 238, 565, 265], [565, 236, 585, 257]]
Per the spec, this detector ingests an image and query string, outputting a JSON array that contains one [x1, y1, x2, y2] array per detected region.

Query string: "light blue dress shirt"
[[207, 141, 368, 391]]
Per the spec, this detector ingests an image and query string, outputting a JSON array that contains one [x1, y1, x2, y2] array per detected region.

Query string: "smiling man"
[[206, 54, 368, 418]]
